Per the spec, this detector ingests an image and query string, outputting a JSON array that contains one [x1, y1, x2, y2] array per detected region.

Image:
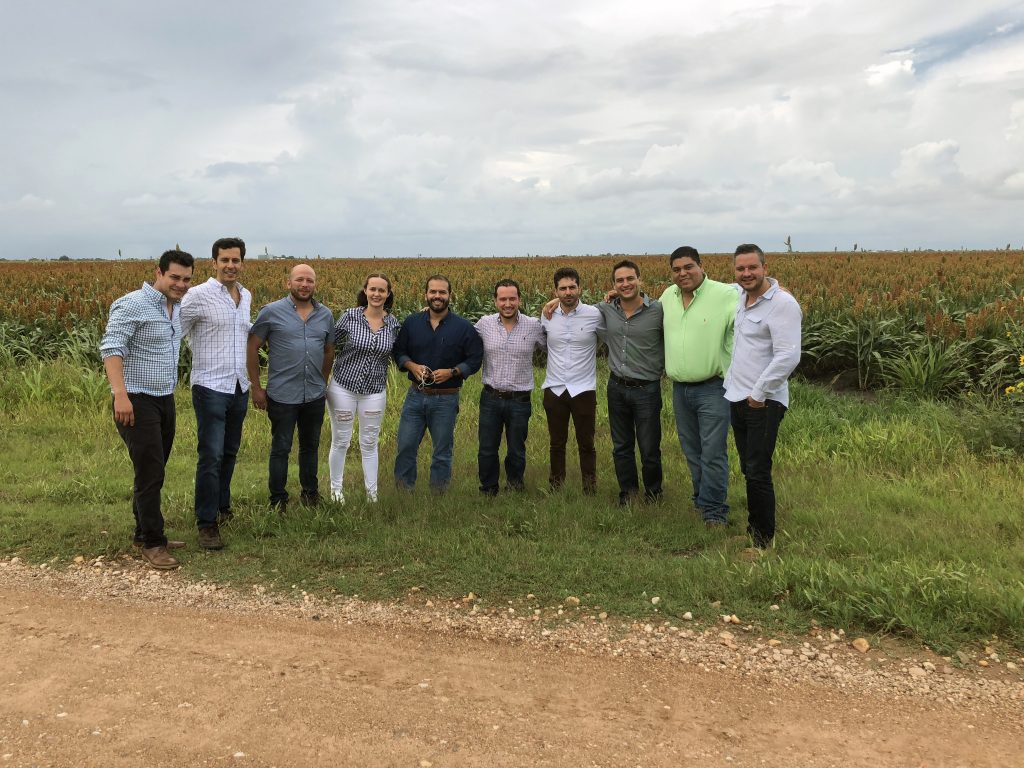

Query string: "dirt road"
[[1, 559, 1022, 767]]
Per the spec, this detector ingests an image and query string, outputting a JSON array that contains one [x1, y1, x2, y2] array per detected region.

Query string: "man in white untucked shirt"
[[180, 237, 252, 551], [540, 267, 604, 494]]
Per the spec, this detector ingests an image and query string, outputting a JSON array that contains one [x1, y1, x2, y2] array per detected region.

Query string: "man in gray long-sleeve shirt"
[[599, 260, 665, 505], [723, 244, 802, 550]]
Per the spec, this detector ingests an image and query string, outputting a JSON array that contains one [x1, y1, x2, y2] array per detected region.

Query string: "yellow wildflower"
[[1007, 385, 1018, 394]]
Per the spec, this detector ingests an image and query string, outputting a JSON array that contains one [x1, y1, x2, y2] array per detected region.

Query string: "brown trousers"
[[542, 388, 597, 493]]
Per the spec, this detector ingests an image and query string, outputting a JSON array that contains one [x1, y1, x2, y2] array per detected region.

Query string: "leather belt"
[[483, 384, 532, 401], [413, 386, 461, 396], [610, 373, 658, 388], [680, 375, 723, 387]]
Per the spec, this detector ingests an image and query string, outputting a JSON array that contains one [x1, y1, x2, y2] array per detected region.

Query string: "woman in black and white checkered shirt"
[[326, 273, 401, 503]]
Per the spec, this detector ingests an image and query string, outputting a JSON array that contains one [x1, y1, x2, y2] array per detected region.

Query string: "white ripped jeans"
[[326, 380, 387, 500]]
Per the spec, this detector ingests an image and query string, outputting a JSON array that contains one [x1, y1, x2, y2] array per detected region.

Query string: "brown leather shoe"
[[198, 526, 224, 551], [140, 546, 180, 570], [133, 540, 186, 550]]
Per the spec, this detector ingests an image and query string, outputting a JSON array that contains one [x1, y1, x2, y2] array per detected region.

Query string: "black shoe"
[[198, 525, 224, 550], [218, 508, 235, 524], [270, 500, 288, 515], [299, 493, 322, 507], [480, 486, 499, 497]]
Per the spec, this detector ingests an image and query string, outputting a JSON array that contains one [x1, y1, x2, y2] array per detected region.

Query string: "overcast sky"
[[1, 1, 1022, 260]]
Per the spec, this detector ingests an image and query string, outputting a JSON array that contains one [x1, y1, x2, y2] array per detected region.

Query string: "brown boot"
[[140, 546, 180, 570], [198, 525, 224, 551]]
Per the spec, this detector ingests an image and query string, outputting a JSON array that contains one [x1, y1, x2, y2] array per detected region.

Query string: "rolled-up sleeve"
[[458, 324, 484, 377], [393, 320, 412, 369], [100, 298, 137, 360], [751, 300, 802, 403], [249, 307, 272, 344]]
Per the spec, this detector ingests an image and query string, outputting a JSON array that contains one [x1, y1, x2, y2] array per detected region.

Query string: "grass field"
[[1, 356, 1021, 656]]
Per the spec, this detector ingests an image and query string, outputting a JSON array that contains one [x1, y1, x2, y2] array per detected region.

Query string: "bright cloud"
[[1, 0, 1022, 259]]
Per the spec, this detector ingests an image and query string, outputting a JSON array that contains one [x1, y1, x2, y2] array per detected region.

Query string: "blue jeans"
[[394, 388, 460, 491], [192, 384, 248, 528], [266, 396, 326, 505], [608, 378, 663, 501], [478, 388, 532, 494], [672, 378, 730, 522], [731, 399, 786, 547]]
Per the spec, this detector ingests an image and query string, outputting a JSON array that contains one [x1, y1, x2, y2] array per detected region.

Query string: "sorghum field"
[[2, 250, 1023, 396]]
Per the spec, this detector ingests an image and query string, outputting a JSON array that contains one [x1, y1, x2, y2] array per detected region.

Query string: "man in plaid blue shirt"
[[101, 249, 195, 571]]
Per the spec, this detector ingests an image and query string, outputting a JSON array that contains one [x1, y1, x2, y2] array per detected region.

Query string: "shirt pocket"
[[741, 313, 766, 338]]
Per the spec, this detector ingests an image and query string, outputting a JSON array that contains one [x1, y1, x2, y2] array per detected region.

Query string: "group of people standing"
[[100, 239, 801, 571]]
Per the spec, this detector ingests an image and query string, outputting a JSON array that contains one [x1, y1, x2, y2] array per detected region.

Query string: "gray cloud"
[[1, 0, 1022, 259]]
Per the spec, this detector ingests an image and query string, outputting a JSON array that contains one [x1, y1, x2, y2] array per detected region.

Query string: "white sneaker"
[[331, 490, 345, 505]]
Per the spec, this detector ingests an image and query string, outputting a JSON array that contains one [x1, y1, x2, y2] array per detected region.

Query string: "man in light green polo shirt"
[[661, 246, 738, 525]]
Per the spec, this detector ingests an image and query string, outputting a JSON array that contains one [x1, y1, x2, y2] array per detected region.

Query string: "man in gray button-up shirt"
[[598, 260, 665, 505], [247, 264, 335, 511]]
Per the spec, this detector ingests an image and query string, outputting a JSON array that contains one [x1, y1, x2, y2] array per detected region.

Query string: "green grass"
[[1, 360, 1022, 655]]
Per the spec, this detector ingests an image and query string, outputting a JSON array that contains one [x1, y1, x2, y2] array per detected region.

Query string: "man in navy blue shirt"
[[393, 275, 483, 492]]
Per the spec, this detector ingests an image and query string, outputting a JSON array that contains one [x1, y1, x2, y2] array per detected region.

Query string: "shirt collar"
[[141, 281, 175, 307], [207, 277, 248, 296], [492, 311, 521, 325], [748, 277, 780, 305], [612, 294, 653, 313]]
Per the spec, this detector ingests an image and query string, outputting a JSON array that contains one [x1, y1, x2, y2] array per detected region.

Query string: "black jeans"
[[267, 396, 326, 505], [114, 393, 175, 548], [607, 377, 663, 501], [730, 399, 786, 547]]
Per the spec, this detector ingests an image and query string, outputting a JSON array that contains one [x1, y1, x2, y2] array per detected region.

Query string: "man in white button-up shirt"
[[180, 237, 252, 551], [540, 267, 604, 493], [723, 244, 802, 550]]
